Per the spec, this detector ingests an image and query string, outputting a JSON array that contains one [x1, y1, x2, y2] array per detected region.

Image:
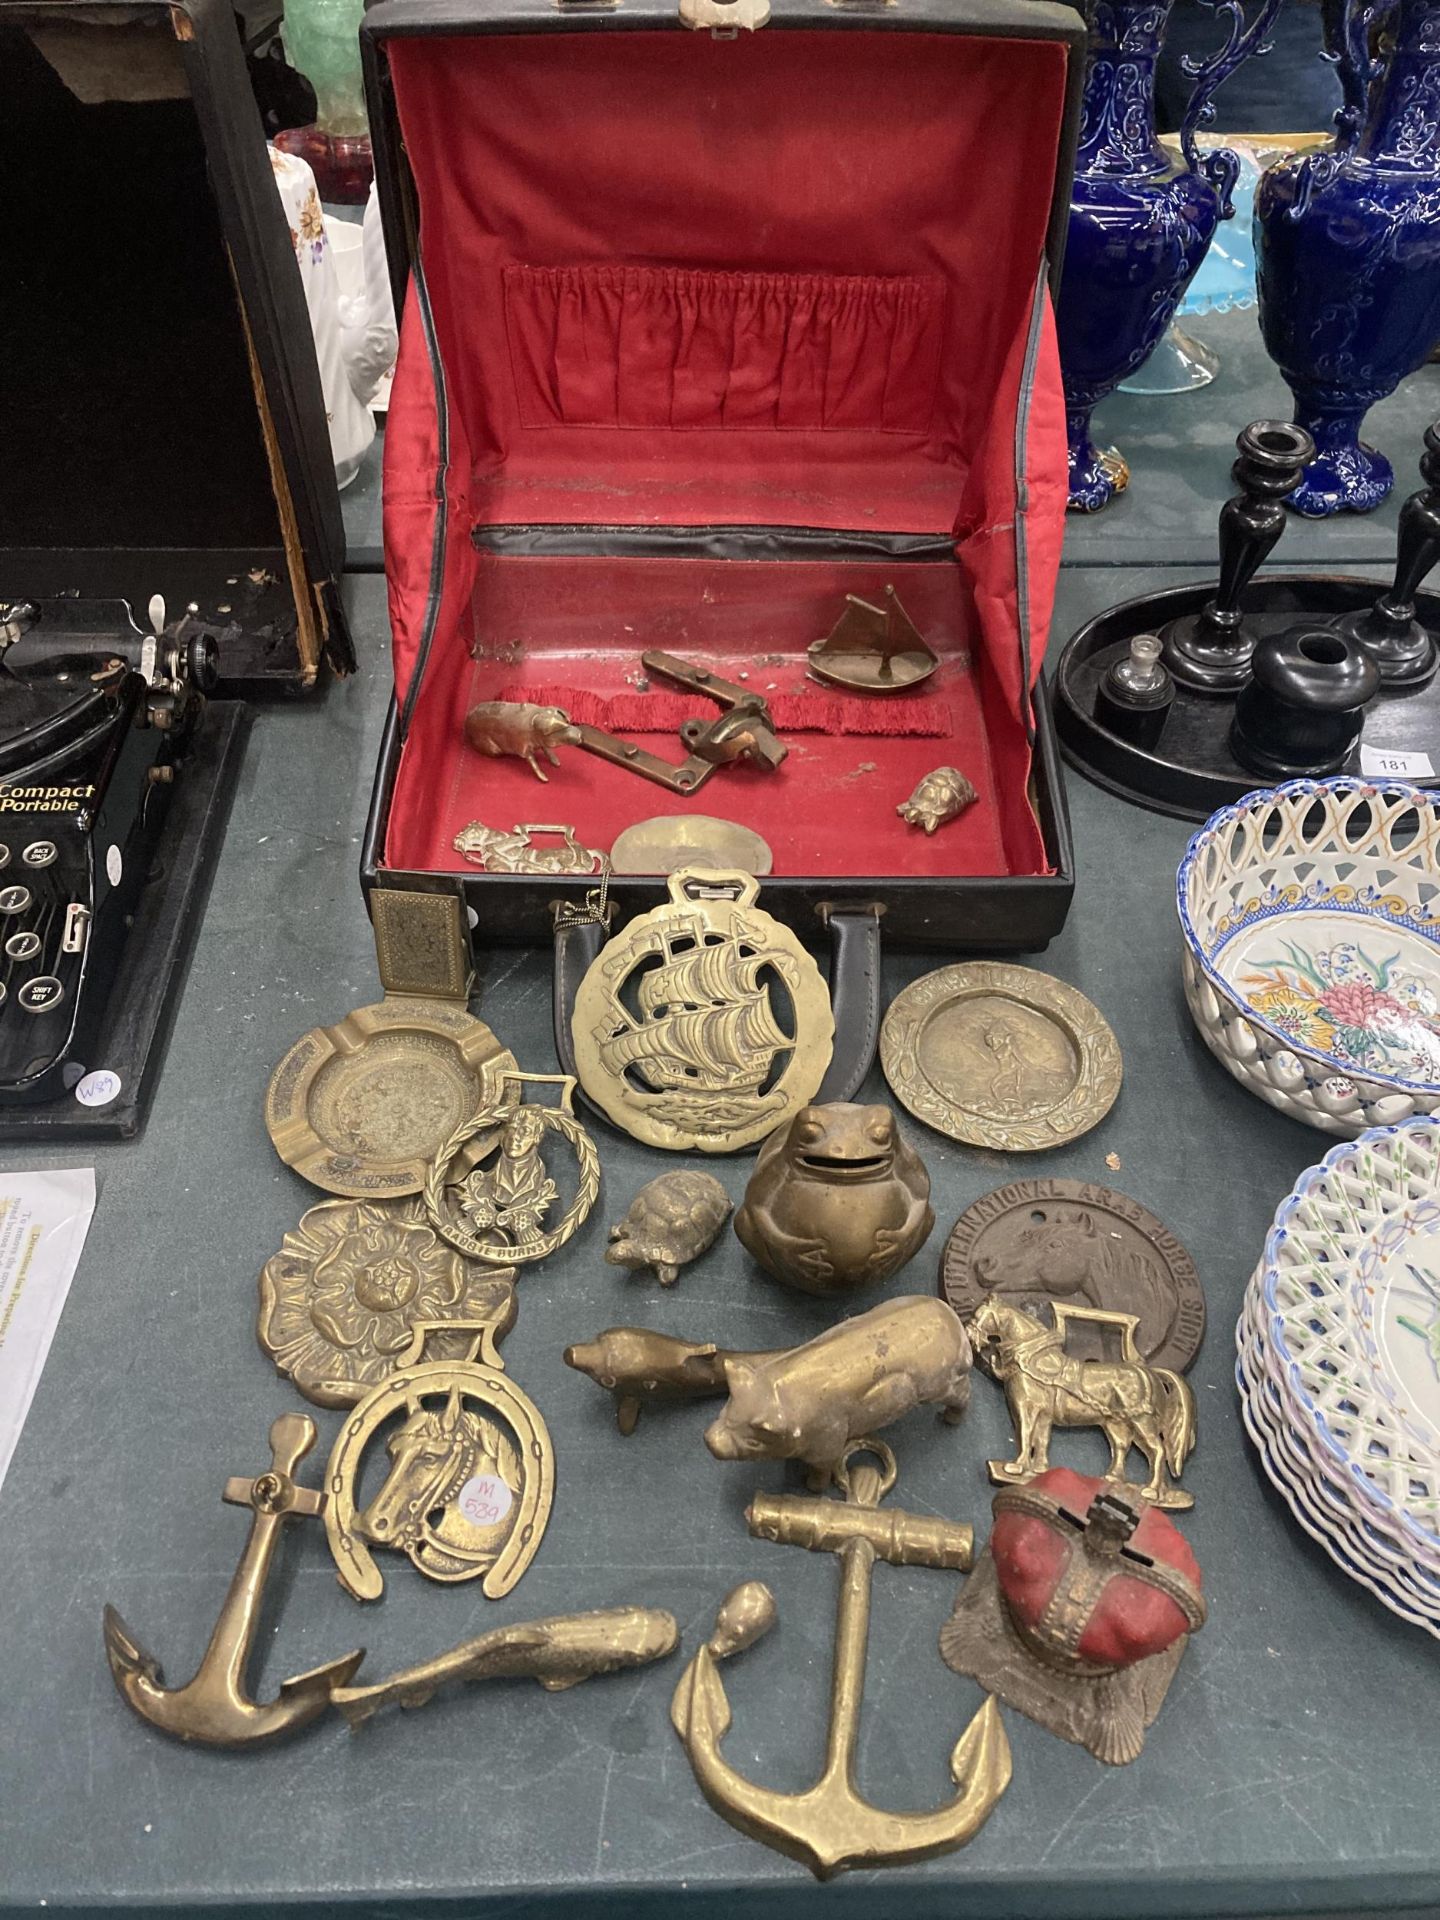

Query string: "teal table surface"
[[1, 576, 1438, 1920]]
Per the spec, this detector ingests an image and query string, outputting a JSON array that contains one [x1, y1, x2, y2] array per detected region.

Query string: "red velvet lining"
[[377, 24, 1074, 886], [386, 31, 1066, 532], [384, 554, 1047, 880]]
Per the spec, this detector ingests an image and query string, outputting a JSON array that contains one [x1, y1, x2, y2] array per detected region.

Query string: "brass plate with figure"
[[940, 1179, 1204, 1372], [422, 1072, 600, 1265], [266, 999, 517, 1199], [879, 963, 1120, 1152], [571, 869, 834, 1153]]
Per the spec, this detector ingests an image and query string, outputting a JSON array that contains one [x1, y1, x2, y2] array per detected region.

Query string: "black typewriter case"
[[0, 0, 354, 1135]]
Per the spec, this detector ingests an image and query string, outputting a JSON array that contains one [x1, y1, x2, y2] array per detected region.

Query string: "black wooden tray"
[[1053, 572, 1440, 821]]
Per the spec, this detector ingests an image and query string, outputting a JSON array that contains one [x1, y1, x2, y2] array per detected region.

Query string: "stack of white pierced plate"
[[1237, 1116, 1440, 1636]]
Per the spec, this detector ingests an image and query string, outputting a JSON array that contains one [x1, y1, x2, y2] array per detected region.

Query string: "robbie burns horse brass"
[[571, 869, 834, 1152]]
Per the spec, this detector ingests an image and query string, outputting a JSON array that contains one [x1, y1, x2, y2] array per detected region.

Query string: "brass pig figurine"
[[897, 766, 977, 834], [704, 1294, 972, 1485], [463, 701, 580, 782], [564, 1328, 778, 1435], [735, 1102, 933, 1296]]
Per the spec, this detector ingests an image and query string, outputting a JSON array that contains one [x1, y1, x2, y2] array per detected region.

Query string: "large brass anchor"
[[671, 1442, 1011, 1878], [102, 1413, 364, 1747]]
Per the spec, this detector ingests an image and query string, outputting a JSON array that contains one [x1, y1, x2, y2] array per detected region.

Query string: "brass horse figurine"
[[968, 1298, 1196, 1510]]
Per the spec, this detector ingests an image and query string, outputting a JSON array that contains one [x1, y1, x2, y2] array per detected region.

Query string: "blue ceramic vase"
[[1058, 0, 1280, 512], [1255, 0, 1440, 517]]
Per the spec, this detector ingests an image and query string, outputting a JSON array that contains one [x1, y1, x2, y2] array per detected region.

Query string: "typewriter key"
[[0, 846, 10, 869], [0, 886, 31, 915], [18, 977, 64, 1013], [22, 842, 57, 868], [5, 932, 41, 962]]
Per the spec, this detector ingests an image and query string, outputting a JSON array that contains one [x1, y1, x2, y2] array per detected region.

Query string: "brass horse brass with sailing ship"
[[571, 870, 834, 1152]]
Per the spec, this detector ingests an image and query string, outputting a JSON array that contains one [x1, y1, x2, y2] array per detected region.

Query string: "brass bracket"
[[571, 652, 787, 794]]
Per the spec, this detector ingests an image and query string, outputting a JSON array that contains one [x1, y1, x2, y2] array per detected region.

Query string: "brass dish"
[[880, 962, 1121, 1151], [571, 869, 834, 1153], [266, 998, 516, 1199], [609, 815, 774, 877]]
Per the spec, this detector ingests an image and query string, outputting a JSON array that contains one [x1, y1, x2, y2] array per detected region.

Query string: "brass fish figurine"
[[332, 1605, 680, 1728]]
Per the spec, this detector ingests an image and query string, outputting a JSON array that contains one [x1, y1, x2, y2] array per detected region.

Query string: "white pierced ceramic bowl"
[[1178, 778, 1440, 1136]]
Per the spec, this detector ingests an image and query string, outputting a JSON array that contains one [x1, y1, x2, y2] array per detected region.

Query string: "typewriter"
[[0, 595, 216, 1105]]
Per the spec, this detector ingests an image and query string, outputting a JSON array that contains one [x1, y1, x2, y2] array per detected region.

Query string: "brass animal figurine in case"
[[896, 766, 977, 834], [704, 1294, 972, 1486], [940, 1468, 1206, 1765], [464, 701, 580, 781], [333, 1605, 680, 1728], [606, 1171, 732, 1287], [564, 1327, 782, 1434], [734, 1101, 933, 1296], [102, 1414, 363, 1748], [673, 1442, 1009, 1878], [970, 1298, 1197, 1509]]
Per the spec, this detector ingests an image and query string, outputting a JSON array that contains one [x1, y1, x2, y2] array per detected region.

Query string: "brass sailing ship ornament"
[[672, 1442, 1010, 1878], [571, 869, 834, 1152], [421, 1071, 600, 1265], [807, 585, 939, 691], [323, 1305, 554, 1602]]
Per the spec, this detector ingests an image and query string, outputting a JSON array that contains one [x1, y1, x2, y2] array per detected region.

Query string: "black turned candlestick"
[[1335, 422, 1440, 689], [1161, 420, 1316, 693]]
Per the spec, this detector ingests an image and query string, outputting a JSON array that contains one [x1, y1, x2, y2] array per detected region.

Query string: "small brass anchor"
[[671, 1441, 1011, 1877], [102, 1413, 364, 1748]]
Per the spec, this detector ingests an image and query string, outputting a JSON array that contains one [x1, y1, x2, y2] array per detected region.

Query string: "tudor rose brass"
[[671, 1443, 1010, 1878], [571, 869, 834, 1152], [102, 1414, 363, 1747]]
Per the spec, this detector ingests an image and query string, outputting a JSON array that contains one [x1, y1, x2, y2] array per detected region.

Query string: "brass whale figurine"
[[333, 1605, 680, 1728]]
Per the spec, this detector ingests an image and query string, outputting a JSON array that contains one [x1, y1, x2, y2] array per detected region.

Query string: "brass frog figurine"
[[734, 1102, 934, 1297]]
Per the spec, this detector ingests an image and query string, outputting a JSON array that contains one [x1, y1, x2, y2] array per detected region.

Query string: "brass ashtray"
[[879, 962, 1121, 1151], [266, 997, 517, 1198]]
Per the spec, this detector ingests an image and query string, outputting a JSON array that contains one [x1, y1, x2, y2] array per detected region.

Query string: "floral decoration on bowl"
[[1177, 778, 1440, 1137]]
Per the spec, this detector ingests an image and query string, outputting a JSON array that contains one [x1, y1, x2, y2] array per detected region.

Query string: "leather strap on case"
[[816, 903, 883, 1103], [551, 910, 608, 1085], [552, 896, 882, 1113]]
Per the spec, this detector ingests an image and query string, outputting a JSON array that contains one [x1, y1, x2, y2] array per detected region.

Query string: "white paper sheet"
[[0, 1167, 96, 1496]]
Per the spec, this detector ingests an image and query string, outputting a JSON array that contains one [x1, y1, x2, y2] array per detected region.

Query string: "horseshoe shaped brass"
[[323, 1320, 554, 1602]]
